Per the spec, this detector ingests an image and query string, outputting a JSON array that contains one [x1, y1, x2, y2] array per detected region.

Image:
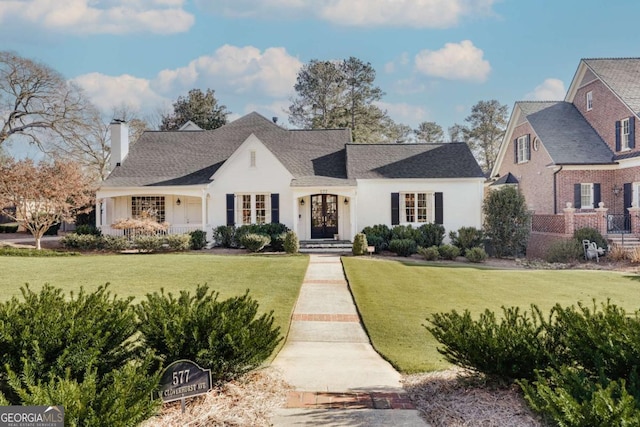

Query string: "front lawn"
[[343, 257, 640, 373], [0, 253, 308, 338]]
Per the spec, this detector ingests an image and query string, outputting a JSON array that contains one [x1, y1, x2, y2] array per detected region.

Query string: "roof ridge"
[[583, 57, 640, 61]]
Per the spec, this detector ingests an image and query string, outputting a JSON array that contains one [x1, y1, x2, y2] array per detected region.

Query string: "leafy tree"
[[0, 159, 95, 249], [0, 51, 89, 150], [483, 186, 531, 258], [384, 121, 414, 143], [160, 88, 229, 130], [415, 121, 444, 143], [448, 123, 466, 142], [464, 99, 508, 173], [289, 57, 390, 141]]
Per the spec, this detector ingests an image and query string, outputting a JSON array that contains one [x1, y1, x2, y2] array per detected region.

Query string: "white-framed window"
[[401, 192, 433, 223], [622, 118, 631, 150], [581, 183, 594, 209], [516, 135, 530, 163], [237, 193, 270, 225], [131, 196, 165, 222], [586, 91, 593, 111]]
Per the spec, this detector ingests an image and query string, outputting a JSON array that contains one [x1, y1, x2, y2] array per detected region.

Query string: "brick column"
[[563, 202, 576, 235], [628, 206, 640, 235], [595, 202, 608, 237]]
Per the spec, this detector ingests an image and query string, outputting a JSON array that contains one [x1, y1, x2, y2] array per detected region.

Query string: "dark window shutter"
[[391, 193, 400, 225], [624, 183, 632, 208], [630, 116, 636, 149], [574, 184, 582, 209], [616, 120, 621, 151], [514, 138, 518, 163], [526, 134, 531, 160], [271, 193, 280, 224], [593, 183, 601, 207], [435, 192, 443, 225], [226, 194, 235, 226]]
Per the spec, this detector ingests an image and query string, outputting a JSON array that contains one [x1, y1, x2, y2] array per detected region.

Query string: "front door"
[[311, 194, 338, 239]]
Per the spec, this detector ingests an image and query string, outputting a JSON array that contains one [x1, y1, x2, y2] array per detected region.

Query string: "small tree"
[[0, 159, 95, 249], [160, 88, 229, 131], [483, 186, 531, 258]]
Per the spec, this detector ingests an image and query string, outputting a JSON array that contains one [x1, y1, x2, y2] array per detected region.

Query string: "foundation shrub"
[[283, 231, 299, 254], [361, 224, 392, 253], [135, 285, 281, 383], [417, 245, 440, 261], [545, 239, 583, 263], [102, 235, 130, 252], [388, 238, 417, 257], [236, 223, 289, 251], [608, 244, 628, 262], [438, 244, 461, 260], [165, 234, 191, 251], [74, 224, 102, 236], [416, 223, 445, 248], [465, 246, 488, 263], [133, 235, 164, 253], [390, 225, 418, 241], [449, 226, 484, 255], [189, 230, 207, 250], [573, 227, 608, 253], [0, 224, 18, 233], [213, 225, 236, 248], [61, 233, 101, 250], [239, 233, 271, 252], [352, 233, 368, 256]]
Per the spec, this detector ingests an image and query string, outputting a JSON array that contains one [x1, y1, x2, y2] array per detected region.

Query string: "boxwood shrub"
[[389, 238, 417, 257], [239, 233, 271, 252]]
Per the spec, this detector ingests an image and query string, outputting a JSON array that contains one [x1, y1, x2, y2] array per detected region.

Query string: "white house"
[[96, 112, 485, 242]]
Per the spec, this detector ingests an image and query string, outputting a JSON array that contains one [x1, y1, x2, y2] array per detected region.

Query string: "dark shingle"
[[518, 101, 614, 165], [346, 143, 484, 179], [583, 58, 640, 114]]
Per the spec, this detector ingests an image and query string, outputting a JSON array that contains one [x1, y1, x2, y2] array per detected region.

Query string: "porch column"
[[201, 190, 209, 241], [629, 206, 640, 235], [349, 193, 358, 241], [594, 202, 608, 237], [95, 199, 101, 228], [563, 202, 576, 235]]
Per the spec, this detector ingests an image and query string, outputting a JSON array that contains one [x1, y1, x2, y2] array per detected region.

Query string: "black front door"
[[311, 194, 338, 239]]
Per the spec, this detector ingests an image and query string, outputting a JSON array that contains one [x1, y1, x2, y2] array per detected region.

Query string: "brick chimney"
[[110, 119, 129, 171]]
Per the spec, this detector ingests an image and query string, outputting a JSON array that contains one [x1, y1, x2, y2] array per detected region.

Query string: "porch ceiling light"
[[176, 198, 181, 206]]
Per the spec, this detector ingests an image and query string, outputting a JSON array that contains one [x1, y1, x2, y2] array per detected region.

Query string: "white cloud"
[[0, 0, 194, 34], [73, 45, 302, 117], [73, 73, 170, 112], [153, 45, 302, 98], [414, 40, 491, 82], [524, 78, 566, 101], [195, 0, 497, 28]]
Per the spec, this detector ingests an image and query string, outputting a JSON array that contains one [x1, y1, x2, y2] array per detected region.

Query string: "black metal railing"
[[607, 214, 631, 234]]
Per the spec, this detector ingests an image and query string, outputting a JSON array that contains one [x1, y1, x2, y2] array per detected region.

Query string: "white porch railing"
[[100, 224, 205, 236]]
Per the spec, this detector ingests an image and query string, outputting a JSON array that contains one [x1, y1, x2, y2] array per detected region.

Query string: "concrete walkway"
[[270, 254, 428, 426]]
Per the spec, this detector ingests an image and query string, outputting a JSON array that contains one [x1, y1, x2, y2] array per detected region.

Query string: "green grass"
[[0, 253, 309, 339], [343, 257, 640, 373]]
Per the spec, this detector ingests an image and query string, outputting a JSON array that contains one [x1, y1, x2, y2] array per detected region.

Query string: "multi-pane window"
[[581, 183, 594, 209], [517, 135, 530, 163], [238, 194, 270, 225], [402, 192, 433, 223], [131, 196, 165, 222], [622, 118, 630, 150], [586, 91, 593, 111]]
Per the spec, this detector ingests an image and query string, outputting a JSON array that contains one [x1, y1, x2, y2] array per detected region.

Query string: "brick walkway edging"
[[286, 391, 415, 410]]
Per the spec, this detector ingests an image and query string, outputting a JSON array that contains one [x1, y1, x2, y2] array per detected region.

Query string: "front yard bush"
[[213, 225, 236, 248], [102, 235, 130, 252], [239, 233, 271, 252], [133, 235, 164, 253], [189, 229, 207, 250], [0, 224, 19, 233], [416, 223, 445, 248], [391, 224, 418, 241], [61, 233, 102, 250], [236, 223, 289, 251], [135, 285, 281, 383], [0, 247, 79, 257], [389, 238, 417, 257], [362, 224, 392, 253], [574, 227, 608, 253], [438, 244, 461, 260], [352, 233, 368, 256], [283, 230, 299, 254], [165, 234, 191, 251], [465, 246, 487, 263], [417, 245, 440, 261], [75, 224, 102, 236], [449, 226, 484, 255], [544, 238, 583, 263]]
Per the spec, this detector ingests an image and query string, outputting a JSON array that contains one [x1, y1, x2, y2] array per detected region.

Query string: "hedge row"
[[61, 230, 207, 252]]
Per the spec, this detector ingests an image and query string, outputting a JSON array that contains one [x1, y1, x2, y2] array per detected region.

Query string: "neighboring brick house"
[[492, 59, 640, 254]]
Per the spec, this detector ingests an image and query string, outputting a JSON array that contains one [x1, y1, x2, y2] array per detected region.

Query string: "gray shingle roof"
[[103, 112, 484, 188], [583, 58, 640, 114], [517, 101, 614, 165], [491, 172, 519, 186], [346, 143, 484, 179]]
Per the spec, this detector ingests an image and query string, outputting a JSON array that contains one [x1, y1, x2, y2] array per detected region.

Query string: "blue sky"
[[3, 0, 640, 157]]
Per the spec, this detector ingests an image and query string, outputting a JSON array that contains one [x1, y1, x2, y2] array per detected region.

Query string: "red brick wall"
[[496, 122, 556, 214], [574, 79, 638, 154], [527, 232, 571, 260]]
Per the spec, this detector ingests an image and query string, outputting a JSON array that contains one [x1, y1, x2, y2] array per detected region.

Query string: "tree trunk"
[[34, 233, 43, 250]]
